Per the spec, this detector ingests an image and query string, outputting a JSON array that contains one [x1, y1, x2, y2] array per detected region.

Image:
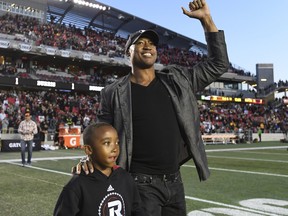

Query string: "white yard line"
[[0, 156, 83, 163], [206, 146, 288, 152], [231, 151, 288, 156], [185, 196, 280, 216], [183, 164, 288, 178], [207, 155, 288, 163], [2, 162, 68, 187], [8, 161, 72, 176]]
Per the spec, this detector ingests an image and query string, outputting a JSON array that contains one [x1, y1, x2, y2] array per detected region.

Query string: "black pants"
[[131, 171, 186, 216]]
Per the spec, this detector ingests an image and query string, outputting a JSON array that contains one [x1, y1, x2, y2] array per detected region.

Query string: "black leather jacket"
[[97, 31, 229, 181]]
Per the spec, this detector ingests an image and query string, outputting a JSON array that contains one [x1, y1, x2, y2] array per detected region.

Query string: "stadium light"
[[64, 0, 108, 10]]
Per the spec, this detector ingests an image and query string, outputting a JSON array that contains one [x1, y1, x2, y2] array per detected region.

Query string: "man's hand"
[[71, 157, 94, 175], [181, 0, 210, 20], [181, 0, 218, 32]]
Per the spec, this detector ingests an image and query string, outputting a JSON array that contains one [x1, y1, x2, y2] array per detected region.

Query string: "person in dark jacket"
[[74, 0, 229, 215], [54, 122, 142, 216]]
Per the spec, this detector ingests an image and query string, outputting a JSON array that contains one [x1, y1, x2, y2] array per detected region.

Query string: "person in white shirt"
[[18, 112, 38, 166], [0, 109, 6, 121]]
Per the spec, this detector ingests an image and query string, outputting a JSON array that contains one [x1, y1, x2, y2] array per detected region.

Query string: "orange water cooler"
[[59, 125, 81, 148]]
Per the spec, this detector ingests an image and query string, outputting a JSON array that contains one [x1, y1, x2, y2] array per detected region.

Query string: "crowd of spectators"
[[199, 98, 288, 135], [0, 89, 287, 143], [0, 13, 255, 78], [0, 89, 100, 136]]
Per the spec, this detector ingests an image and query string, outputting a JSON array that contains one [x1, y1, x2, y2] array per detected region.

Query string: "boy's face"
[[90, 126, 119, 171]]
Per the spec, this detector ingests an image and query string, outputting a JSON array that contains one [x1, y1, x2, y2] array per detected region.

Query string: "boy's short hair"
[[83, 122, 112, 146]]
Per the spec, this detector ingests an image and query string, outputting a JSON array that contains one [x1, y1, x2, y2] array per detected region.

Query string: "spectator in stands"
[[257, 126, 262, 142], [54, 122, 142, 216], [39, 119, 49, 145], [18, 111, 38, 167], [0, 108, 6, 121], [1, 115, 9, 134], [53, 121, 61, 147], [74, 0, 229, 215]]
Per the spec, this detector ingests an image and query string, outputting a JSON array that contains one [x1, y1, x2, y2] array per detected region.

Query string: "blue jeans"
[[131, 171, 186, 216], [21, 140, 33, 164]]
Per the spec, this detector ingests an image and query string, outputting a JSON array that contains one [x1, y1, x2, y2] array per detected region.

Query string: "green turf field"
[[0, 142, 287, 215]]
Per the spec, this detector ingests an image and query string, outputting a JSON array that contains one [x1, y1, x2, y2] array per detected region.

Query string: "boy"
[[54, 122, 143, 216]]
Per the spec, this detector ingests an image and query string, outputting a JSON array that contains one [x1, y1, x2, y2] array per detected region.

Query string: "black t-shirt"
[[130, 77, 182, 175]]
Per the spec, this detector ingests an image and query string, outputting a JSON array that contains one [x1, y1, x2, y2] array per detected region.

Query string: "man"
[[18, 112, 38, 167], [76, 0, 229, 215]]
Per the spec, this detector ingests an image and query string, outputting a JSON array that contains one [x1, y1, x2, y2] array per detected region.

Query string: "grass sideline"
[[0, 141, 287, 215]]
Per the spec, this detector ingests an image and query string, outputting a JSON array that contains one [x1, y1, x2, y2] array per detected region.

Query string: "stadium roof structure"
[[46, 0, 207, 51]]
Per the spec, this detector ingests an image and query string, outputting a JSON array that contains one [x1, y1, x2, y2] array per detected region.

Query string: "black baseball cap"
[[125, 29, 159, 55]]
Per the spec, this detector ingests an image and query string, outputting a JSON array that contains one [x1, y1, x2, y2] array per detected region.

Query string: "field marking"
[[1, 146, 286, 163], [206, 146, 288, 152], [231, 150, 288, 156], [185, 196, 280, 216], [6, 157, 288, 179], [7, 161, 72, 176], [2, 162, 68, 187], [0, 156, 83, 163], [2, 146, 287, 180], [183, 164, 288, 178], [207, 155, 288, 163]]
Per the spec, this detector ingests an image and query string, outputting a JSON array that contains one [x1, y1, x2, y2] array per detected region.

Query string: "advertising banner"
[[1, 139, 41, 152]]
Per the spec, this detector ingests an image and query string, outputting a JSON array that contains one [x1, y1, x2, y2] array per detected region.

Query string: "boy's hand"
[[71, 157, 94, 175]]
